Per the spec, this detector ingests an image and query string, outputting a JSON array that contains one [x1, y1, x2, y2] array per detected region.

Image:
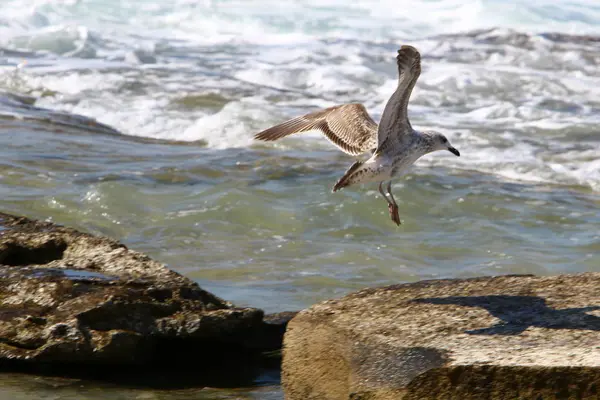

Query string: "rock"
[[283, 274, 600, 399], [0, 212, 291, 386], [244, 311, 299, 351], [0, 91, 124, 137], [124, 49, 157, 64]]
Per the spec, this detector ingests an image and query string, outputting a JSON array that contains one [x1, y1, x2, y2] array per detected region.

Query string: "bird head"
[[425, 131, 460, 156]]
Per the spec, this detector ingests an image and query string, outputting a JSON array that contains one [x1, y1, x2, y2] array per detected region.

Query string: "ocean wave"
[[0, 0, 598, 191], [1, 0, 599, 52]]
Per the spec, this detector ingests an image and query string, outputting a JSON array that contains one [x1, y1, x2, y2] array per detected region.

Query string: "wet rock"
[[245, 311, 299, 351], [0, 212, 287, 385], [0, 91, 124, 137], [283, 274, 600, 399], [124, 49, 157, 64]]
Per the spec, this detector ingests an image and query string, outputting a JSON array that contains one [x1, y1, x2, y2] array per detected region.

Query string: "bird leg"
[[378, 181, 401, 226], [386, 181, 401, 226]]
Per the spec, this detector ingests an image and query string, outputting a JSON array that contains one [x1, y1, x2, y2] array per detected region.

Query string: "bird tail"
[[332, 161, 363, 192]]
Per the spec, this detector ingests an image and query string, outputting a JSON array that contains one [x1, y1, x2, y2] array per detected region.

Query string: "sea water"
[[0, 0, 599, 398]]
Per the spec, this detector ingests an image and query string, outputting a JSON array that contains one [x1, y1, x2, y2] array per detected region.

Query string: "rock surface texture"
[[283, 274, 600, 400], [0, 212, 288, 385]]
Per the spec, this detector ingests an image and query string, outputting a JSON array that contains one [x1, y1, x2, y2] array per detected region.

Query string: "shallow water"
[[1, 0, 600, 398], [0, 373, 282, 400]]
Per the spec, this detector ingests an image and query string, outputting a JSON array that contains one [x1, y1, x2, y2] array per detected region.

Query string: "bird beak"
[[448, 147, 460, 157]]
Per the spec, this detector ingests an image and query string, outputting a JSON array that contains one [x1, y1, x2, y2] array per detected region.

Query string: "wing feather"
[[376, 45, 422, 148], [254, 103, 377, 156], [254, 45, 422, 155]]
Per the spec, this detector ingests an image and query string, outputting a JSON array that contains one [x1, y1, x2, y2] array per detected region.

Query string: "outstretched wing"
[[254, 103, 378, 156], [377, 45, 422, 148]]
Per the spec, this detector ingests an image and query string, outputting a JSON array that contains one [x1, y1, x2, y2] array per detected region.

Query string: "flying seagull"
[[254, 45, 460, 226]]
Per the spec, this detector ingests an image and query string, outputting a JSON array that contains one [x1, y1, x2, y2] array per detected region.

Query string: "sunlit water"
[[1, 0, 599, 398]]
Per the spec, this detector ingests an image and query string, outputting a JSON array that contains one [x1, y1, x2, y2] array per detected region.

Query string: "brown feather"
[[332, 160, 363, 192], [254, 103, 377, 156]]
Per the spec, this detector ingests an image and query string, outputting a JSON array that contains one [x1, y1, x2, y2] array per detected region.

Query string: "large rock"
[[283, 274, 600, 399], [0, 212, 289, 385]]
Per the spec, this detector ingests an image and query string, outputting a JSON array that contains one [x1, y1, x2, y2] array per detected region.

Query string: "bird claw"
[[388, 203, 401, 226]]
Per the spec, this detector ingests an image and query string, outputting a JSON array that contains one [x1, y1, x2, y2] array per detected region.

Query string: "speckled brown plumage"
[[254, 103, 377, 156], [254, 45, 461, 226]]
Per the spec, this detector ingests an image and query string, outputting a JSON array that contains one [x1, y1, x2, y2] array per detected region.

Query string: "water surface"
[[1, 0, 599, 398]]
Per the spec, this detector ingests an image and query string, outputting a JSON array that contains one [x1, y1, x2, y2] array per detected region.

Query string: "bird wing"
[[254, 103, 378, 156], [376, 45, 422, 149]]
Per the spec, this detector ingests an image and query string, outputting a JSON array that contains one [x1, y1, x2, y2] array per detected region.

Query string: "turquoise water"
[[1, 0, 599, 398]]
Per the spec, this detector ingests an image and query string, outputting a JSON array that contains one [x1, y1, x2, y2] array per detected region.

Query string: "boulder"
[[283, 274, 600, 399], [0, 212, 290, 386]]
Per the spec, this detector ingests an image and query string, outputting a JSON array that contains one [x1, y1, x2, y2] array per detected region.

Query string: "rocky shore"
[[283, 274, 600, 399], [2, 211, 599, 398], [0, 212, 292, 387]]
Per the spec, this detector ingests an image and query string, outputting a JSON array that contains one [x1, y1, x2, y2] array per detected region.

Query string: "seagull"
[[254, 45, 460, 226]]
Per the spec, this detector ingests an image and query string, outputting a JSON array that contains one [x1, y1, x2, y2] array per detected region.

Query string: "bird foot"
[[388, 203, 401, 226]]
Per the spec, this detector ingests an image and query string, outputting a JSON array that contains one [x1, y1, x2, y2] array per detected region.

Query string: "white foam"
[[179, 101, 272, 147], [1, 0, 599, 192], [2, 0, 600, 52]]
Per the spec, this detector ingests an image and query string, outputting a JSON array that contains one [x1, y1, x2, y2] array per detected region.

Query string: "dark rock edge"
[[0, 212, 297, 388]]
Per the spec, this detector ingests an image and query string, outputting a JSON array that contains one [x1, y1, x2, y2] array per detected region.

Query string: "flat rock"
[[0, 212, 290, 385], [283, 274, 600, 399]]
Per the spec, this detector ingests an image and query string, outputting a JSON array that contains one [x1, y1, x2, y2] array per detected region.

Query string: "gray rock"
[[124, 49, 157, 64], [0, 212, 291, 385], [283, 274, 600, 399]]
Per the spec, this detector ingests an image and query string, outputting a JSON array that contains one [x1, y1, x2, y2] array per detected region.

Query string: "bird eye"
[[442, 137, 447, 143]]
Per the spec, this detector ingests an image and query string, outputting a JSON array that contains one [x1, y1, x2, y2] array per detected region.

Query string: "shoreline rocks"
[[4, 210, 599, 397], [283, 274, 600, 399], [0, 212, 292, 387]]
